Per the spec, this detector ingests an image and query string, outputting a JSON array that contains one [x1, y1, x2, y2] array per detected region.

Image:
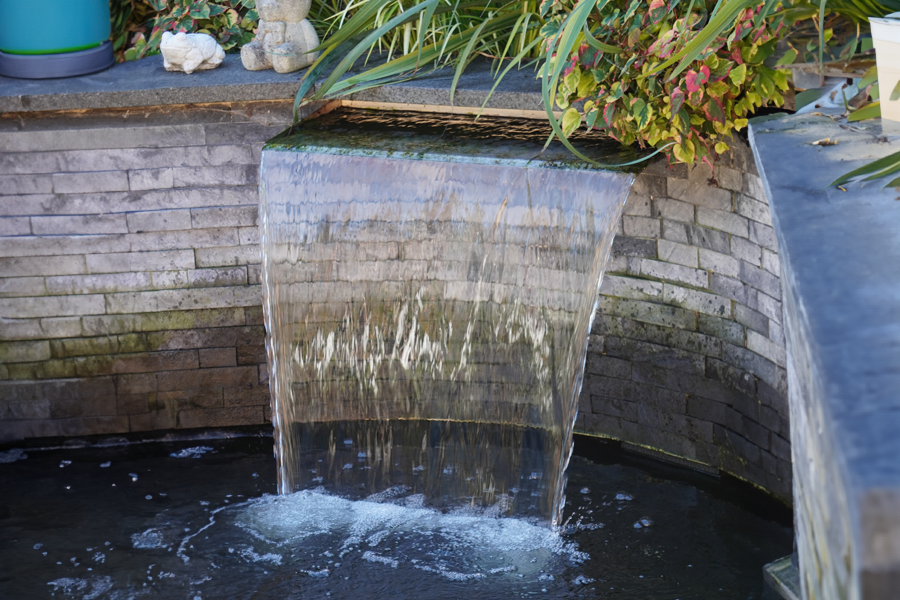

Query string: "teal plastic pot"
[[0, 0, 111, 55], [0, 0, 114, 78]]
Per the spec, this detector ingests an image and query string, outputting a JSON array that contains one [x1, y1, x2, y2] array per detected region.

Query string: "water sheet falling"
[[260, 108, 639, 526]]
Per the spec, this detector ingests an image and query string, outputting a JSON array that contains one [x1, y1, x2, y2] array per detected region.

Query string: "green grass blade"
[[847, 100, 881, 122], [650, 0, 753, 78], [754, 0, 779, 28], [312, 0, 442, 101], [541, 1, 597, 162], [309, 0, 392, 53], [583, 22, 623, 54], [862, 160, 900, 182], [414, 0, 442, 69], [495, 13, 529, 72], [451, 18, 491, 104], [320, 14, 521, 98], [818, 0, 826, 78], [829, 147, 900, 187], [478, 36, 542, 117], [293, 36, 364, 119]]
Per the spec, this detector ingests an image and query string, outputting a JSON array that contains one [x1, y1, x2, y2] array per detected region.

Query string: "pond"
[[0, 431, 792, 599]]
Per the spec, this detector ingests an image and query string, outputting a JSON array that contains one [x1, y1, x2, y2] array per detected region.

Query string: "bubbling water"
[[259, 109, 637, 526]]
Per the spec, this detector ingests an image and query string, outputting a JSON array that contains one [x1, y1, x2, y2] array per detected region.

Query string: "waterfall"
[[259, 108, 636, 527]]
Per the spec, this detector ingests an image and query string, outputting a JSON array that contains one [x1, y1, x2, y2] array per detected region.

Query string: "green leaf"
[[539, 0, 555, 17], [189, 1, 210, 20], [222, 8, 239, 28], [562, 107, 582, 136], [860, 65, 878, 89], [669, 87, 685, 115], [775, 48, 797, 67], [631, 97, 652, 130], [863, 161, 900, 183], [729, 63, 747, 86], [890, 80, 900, 102], [586, 107, 600, 130], [293, 35, 363, 119], [829, 148, 900, 187], [848, 101, 881, 122]]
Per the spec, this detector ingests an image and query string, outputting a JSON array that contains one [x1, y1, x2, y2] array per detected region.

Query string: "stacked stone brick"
[[0, 100, 789, 503], [577, 144, 790, 501], [0, 102, 293, 439]]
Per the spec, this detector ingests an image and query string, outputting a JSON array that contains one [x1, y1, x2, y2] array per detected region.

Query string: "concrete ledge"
[[0, 54, 544, 114], [750, 113, 900, 599]]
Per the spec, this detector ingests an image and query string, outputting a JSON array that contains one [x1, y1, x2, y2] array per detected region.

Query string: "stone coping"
[[750, 113, 900, 596], [751, 113, 900, 500], [0, 54, 545, 114]]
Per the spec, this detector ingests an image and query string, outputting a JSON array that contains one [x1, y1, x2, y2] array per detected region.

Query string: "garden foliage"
[[111, 0, 259, 61], [543, 0, 790, 165]]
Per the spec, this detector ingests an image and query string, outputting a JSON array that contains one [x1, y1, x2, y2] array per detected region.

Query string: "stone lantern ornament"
[[241, 0, 321, 73]]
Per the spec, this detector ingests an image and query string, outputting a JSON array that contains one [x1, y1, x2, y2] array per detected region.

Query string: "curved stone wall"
[[576, 140, 791, 502], [0, 94, 791, 504]]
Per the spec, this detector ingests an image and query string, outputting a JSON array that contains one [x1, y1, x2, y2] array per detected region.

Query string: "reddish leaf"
[[685, 66, 710, 93], [670, 88, 685, 116], [705, 98, 726, 124], [603, 102, 616, 127], [648, 0, 667, 24]]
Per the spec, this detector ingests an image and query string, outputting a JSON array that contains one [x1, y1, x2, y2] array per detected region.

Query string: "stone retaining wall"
[[0, 102, 293, 438], [578, 145, 791, 501], [0, 101, 790, 501]]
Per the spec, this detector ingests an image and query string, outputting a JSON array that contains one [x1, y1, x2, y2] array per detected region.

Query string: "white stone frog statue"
[[240, 0, 320, 73]]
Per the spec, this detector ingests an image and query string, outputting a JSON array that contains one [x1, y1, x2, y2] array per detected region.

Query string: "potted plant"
[[0, 0, 114, 79], [870, 12, 900, 121]]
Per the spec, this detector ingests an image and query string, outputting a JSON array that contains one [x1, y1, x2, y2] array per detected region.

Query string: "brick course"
[[0, 103, 285, 439], [585, 140, 790, 502], [0, 102, 789, 502]]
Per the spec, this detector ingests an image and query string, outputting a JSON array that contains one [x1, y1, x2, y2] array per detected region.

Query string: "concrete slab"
[[749, 113, 900, 599], [0, 53, 544, 113]]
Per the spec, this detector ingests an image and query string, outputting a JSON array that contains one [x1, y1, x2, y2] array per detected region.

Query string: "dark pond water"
[[0, 432, 791, 599]]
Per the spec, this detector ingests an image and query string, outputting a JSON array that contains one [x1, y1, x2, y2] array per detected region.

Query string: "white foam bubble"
[[226, 488, 585, 581], [362, 551, 398, 568], [131, 528, 166, 549], [238, 547, 282, 565], [170, 446, 215, 459], [0, 448, 26, 463], [47, 576, 113, 599]]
